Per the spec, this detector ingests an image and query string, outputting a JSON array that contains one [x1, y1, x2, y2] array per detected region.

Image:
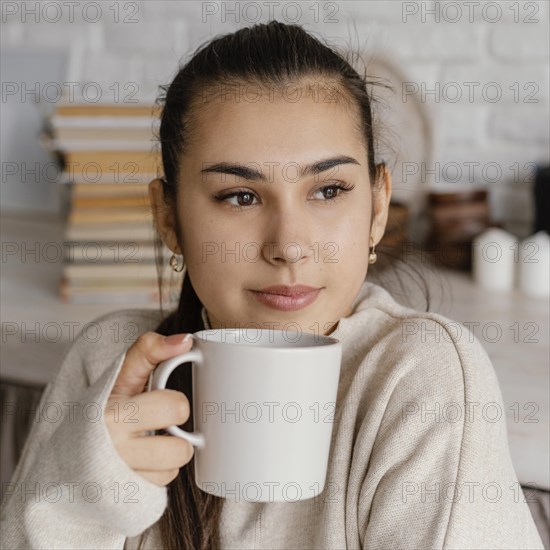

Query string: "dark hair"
[[138, 19, 430, 550]]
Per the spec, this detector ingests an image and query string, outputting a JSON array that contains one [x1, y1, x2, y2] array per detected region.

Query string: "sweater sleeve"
[[359, 317, 545, 550], [0, 312, 168, 550]]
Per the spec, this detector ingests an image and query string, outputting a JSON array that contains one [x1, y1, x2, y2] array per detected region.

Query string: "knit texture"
[[0, 281, 544, 549]]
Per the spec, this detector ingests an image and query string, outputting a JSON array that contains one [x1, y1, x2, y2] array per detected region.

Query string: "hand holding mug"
[[103, 332, 195, 487]]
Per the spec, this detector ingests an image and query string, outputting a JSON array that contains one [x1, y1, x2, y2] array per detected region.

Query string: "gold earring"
[[368, 242, 377, 264], [169, 253, 185, 272]]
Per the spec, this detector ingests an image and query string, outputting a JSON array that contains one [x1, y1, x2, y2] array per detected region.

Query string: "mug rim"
[[192, 328, 340, 349]]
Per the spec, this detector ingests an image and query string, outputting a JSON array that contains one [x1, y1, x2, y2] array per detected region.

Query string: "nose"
[[266, 240, 307, 264], [260, 205, 313, 265]]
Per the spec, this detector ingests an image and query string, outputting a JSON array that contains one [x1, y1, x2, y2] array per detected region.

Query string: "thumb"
[[110, 332, 193, 397]]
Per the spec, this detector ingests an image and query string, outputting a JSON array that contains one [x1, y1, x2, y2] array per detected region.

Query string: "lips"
[[255, 285, 321, 296], [249, 285, 323, 311]]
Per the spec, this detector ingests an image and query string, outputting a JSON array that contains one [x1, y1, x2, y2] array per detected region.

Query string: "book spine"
[[65, 226, 154, 241], [62, 264, 161, 278]]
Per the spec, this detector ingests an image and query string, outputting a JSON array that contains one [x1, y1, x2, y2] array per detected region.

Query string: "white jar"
[[472, 228, 517, 291], [518, 231, 550, 297]]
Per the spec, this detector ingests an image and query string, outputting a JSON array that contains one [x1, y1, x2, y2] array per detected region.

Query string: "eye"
[[214, 189, 259, 209], [312, 182, 355, 201], [213, 181, 355, 210]]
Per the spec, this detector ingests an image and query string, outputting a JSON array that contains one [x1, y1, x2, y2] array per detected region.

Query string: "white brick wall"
[[1, 0, 548, 235]]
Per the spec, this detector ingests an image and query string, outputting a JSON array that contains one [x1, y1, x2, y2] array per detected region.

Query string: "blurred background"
[[1, 1, 548, 544]]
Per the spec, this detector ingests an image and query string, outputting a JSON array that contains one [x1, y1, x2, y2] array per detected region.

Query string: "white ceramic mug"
[[150, 328, 342, 503]]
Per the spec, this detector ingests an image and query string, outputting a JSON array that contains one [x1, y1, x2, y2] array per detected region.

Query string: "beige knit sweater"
[[0, 281, 544, 549]]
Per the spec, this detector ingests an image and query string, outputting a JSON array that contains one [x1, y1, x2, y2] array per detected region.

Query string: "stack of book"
[[48, 103, 181, 305]]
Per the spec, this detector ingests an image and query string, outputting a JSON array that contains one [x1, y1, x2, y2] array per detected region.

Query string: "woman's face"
[[151, 83, 391, 335]]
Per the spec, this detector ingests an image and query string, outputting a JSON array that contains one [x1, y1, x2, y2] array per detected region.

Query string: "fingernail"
[[165, 333, 192, 345]]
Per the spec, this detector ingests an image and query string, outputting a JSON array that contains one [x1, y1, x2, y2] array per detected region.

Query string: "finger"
[[118, 435, 194, 471], [113, 389, 191, 433], [135, 468, 181, 487], [111, 331, 193, 397]]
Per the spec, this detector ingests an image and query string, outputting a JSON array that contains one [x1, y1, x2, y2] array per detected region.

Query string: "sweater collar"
[[327, 279, 374, 342]]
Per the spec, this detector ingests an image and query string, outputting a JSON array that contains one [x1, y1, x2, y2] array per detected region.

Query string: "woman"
[[0, 20, 544, 550]]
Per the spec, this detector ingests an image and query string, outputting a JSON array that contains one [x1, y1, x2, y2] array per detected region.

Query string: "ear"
[[148, 178, 180, 254], [370, 164, 392, 246]]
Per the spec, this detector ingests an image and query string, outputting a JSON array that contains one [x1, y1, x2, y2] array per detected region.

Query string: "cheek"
[[179, 201, 209, 268], [179, 194, 213, 250], [332, 226, 369, 268], [180, 209, 250, 274], [332, 199, 371, 258]]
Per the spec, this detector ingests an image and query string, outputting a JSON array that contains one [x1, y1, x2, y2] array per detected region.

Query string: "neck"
[[201, 306, 212, 329]]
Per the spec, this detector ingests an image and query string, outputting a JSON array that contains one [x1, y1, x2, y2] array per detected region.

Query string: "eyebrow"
[[200, 155, 360, 182]]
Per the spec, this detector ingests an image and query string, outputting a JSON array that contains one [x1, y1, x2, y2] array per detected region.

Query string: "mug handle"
[[150, 347, 206, 449]]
